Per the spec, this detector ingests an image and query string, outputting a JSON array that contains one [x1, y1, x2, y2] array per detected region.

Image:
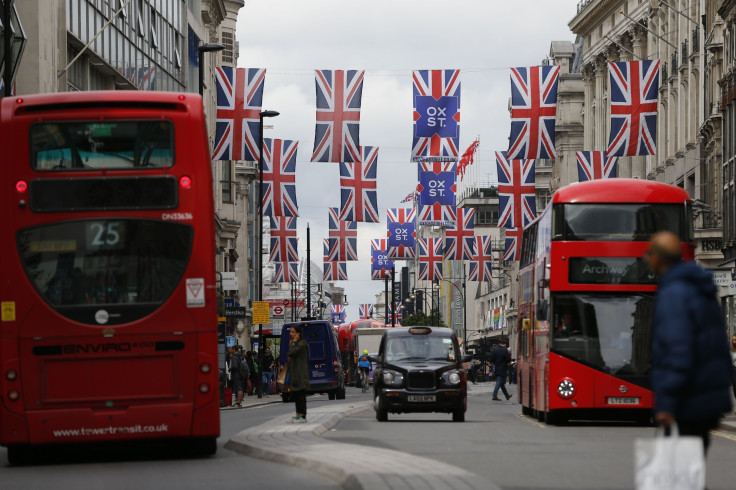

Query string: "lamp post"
[[197, 43, 225, 97], [256, 109, 279, 398], [436, 267, 467, 345]]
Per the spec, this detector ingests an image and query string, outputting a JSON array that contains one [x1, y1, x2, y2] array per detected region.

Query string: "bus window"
[[556, 203, 687, 241], [30, 120, 174, 170], [550, 294, 655, 377]]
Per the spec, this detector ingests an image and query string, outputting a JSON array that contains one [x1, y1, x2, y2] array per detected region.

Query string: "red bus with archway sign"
[[516, 179, 693, 425], [0, 92, 219, 462]]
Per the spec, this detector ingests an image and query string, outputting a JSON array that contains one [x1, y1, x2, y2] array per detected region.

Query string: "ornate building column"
[[582, 63, 596, 151]]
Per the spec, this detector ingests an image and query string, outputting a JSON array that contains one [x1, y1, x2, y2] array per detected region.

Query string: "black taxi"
[[370, 327, 470, 422]]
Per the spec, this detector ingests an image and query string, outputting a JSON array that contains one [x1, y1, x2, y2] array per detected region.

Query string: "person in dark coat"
[[287, 324, 309, 423], [490, 340, 512, 401], [647, 232, 732, 453]]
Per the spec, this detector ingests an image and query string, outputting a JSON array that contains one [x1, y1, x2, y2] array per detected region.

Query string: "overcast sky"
[[235, 0, 581, 319]]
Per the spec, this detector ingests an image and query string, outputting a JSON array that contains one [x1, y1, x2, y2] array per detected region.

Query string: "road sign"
[[252, 301, 270, 324], [272, 305, 285, 319], [221, 272, 239, 291], [224, 298, 236, 307], [271, 299, 305, 308], [224, 306, 247, 318], [185, 278, 205, 307], [283, 299, 290, 306]]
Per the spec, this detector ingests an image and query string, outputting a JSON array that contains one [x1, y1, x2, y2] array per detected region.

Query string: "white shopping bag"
[[634, 425, 705, 490]]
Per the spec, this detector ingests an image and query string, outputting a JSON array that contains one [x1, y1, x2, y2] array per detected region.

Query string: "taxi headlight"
[[382, 371, 404, 387], [442, 371, 461, 385]]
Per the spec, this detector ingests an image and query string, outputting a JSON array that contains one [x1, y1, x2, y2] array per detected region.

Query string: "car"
[[371, 326, 470, 422], [279, 320, 346, 401]]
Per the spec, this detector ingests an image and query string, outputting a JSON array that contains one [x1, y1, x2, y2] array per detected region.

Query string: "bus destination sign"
[[569, 257, 656, 285]]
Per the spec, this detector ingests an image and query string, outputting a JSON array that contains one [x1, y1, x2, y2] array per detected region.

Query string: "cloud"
[[236, 0, 580, 319]]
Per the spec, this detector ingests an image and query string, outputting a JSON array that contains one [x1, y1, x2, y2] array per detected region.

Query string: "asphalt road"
[[0, 392, 351, 490], [2, 387, 735, 490], [325, 387, 736, 490]]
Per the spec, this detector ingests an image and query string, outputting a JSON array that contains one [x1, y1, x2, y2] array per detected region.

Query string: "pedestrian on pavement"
[[261, 347, 275, 396], [469, 360, 480, 385], [228, 345, 246, 408], [490, 341, 512, 401], [287, 324, 309, 423], [245, 350, 258, 395], [647, 231, 732, 454]]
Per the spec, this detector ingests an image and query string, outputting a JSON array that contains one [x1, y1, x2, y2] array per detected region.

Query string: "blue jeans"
[[262, 371, 273, 394], [493, 376, 509, 398]]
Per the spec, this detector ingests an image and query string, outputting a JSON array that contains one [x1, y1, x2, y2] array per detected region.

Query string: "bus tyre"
[[6, 445, 32, 465]]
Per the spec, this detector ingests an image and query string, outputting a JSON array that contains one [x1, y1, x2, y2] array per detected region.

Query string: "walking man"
[[228, 345, 247, 408], [260, 347, 275, 396], [490, 340, 512, 401], [647, 232, 732, 453]]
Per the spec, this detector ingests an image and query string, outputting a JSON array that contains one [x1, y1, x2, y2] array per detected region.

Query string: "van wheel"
[[281, 393, 291, 403], [328, 391, 336, 400], [337, 387, 346, 400]]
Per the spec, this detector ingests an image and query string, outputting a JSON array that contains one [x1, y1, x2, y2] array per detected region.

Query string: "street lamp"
[[197, 42, 225, 97], [256, 109, 279, 399]]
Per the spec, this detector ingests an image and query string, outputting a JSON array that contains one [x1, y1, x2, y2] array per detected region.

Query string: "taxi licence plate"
[[606, 397, 640, 405], [407, 395, 436, 403]]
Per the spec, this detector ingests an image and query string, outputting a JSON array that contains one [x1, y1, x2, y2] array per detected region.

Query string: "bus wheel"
[[544, 411, 564, 426], [521, 405, 533, 416]]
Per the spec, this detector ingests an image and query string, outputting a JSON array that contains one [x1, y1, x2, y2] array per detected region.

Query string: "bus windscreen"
[[553, 203, 688, 241], [29, 120, 174, 170]]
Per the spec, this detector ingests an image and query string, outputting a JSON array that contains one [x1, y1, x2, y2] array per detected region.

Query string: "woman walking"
[[287, 324, 309, 423]]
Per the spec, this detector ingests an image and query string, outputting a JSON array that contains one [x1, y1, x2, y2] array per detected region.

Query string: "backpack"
[[237, 355, 250, 379]]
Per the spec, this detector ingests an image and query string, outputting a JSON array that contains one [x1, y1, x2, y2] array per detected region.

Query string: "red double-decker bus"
[[0, 92, 219, 462], [517, 179, 693, 424]]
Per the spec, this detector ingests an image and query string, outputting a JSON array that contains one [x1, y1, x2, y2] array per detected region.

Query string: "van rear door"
[[304, 325, 333, 382]]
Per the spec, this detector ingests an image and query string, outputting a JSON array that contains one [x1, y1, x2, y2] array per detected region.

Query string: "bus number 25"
[[90, 222, 121, 247]]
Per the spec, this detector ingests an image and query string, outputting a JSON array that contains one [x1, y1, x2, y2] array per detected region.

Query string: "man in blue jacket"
[[647, 232, 732, 452]]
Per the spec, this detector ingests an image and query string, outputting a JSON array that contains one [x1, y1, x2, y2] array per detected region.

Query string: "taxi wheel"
[[375, 397, 388, 422]]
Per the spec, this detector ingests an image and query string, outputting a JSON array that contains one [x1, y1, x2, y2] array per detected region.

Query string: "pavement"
[[220, 391, 282, 411], [226, 384, 500, 490]]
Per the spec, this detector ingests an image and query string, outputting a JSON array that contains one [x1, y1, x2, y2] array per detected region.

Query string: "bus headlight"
[[557, 379, 575, 399], [383, 371, 404, 387]]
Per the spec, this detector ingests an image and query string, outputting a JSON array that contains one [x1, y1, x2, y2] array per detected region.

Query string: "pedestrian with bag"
[[228, 345, 248, 408], [646, 232, 731, 452], [490, 340, 512, 401], [286, 324, 309, 423]]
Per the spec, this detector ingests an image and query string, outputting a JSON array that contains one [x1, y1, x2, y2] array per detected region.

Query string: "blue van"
[[279, 320, 346, 401]]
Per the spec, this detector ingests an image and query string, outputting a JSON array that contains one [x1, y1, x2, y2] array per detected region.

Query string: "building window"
[[150, 8, 159, 49], [537, 188, 551, 211], [221, 31, 234, 65], [222, 161, 233, 203], [137, 0, 145, 38], [476, 205, 497, 225]]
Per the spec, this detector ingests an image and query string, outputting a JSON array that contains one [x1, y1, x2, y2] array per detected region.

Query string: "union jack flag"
[[445, 208, 475, 261], [328, 207, 358, 261], [262, 138, 299, 217], [418, 238, 444, 281], [312, 70, 364, 163], [576, 151, 618, 182], [607, 60, 660, 157], [331, 304, 346, 324], [496, 151, 536, 229], [273, 261, 299, 283], [400, 185, 419, 203], [359, 304, 374, 319], [503, 227, 523, 262], [214, 67, 266, 161], [324, 238, 339, 263], [508, 66, 560, 160], [412, 69, 461, 162], [339, 146, 379, 222], [387, 301, 402, 325], [387, 208, 416, 259], [324, 260, 348, 281], [269, 216, 298, 262], [371, 239, 394, 280], [468, 236, 494, 282], [417, 162, 457, 226]]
